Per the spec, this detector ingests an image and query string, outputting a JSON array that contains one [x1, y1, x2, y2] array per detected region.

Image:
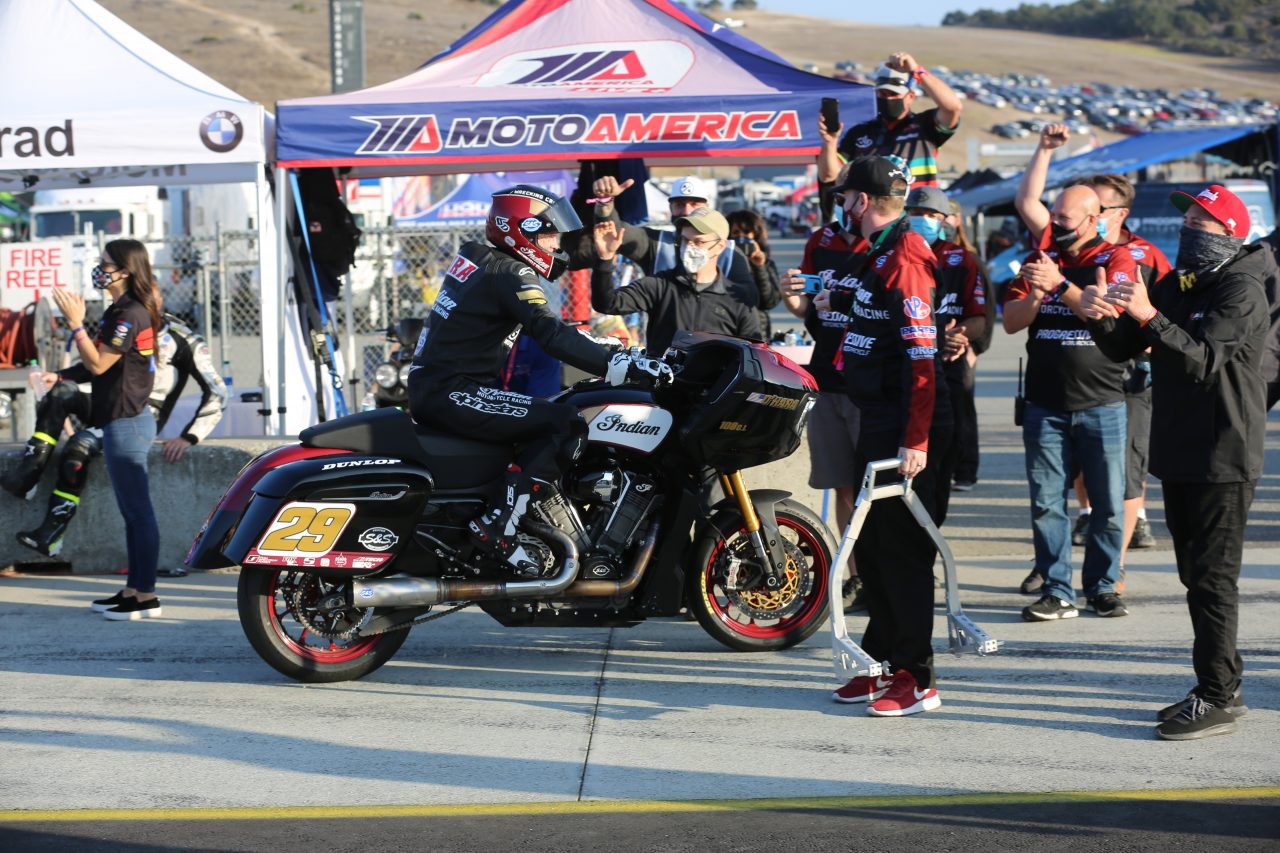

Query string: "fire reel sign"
[[1, 241, 75, 310]]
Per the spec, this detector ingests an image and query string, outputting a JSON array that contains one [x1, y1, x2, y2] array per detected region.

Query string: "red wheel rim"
[[266, 573, 379, 664], [700, 514, 830, 640]]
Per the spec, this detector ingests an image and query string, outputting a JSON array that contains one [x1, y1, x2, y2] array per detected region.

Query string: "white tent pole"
[[274, 165, 290, 437]]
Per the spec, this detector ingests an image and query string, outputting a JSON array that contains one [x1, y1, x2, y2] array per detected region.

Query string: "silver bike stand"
[[830, 458, 1000, 683]]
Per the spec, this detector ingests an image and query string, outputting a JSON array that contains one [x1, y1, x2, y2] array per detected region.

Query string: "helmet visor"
[[537, 195, 583, 234]]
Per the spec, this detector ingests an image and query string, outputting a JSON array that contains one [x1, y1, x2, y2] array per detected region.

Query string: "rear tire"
[[237, 568, 409, 683], [688, 498, 834, 652]]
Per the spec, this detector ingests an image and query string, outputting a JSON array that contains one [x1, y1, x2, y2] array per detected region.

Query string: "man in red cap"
[[1082, 184, 1270, 741]]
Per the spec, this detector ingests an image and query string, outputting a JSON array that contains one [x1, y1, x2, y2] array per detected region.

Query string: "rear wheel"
[[689, 498, 834, 652], [237, 568, 409, 683]]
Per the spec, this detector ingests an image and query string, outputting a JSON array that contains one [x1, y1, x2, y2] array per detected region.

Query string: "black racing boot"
[[469, 468, 540, 575], [17, 491, 79, 557], [2, 435, 56, 499]]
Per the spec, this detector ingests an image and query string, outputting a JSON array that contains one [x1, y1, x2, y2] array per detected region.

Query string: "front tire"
[[688, 498, 834, 652], [237, 568, 410, 683]]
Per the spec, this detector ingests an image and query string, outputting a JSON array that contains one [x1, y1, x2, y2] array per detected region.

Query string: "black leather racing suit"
[[407, 241, 611, 480]]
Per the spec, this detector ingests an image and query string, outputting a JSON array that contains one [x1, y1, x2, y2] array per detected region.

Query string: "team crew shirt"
[[80, 292, 156, 428], [932, 240, 987, 328], [836, 107, 957, 189], [799, 223, 869, 392], [1004, 235, 1140, 411], [827, 217, 938, 451]]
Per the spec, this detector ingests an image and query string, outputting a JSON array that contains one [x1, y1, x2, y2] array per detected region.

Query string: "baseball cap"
[[873, 63, 913, 95], [1170, 184, 1250, 239], [669, 175, 711, 201], [675, 207, 729, 241], [905, 185, 951, 215], [836, 156, 910, 197]]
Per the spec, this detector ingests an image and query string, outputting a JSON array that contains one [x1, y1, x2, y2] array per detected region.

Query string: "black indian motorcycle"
[[186, 332, 835, 682]]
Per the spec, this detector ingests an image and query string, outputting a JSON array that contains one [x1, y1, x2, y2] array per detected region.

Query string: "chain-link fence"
[[35, 224, 615, 396]]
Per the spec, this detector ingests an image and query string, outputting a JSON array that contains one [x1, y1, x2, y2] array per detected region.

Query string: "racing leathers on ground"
[[825, 216, 946, 691], [408, 241, 613, 571], [4, 315, 226, 557]]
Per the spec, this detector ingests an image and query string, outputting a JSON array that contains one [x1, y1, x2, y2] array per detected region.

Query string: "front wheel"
[[688, 498, 834, 652], [237, 568, 410, 683]]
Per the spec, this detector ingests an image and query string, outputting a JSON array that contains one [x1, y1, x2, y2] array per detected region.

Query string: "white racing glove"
[[606, 352, 673, 387]]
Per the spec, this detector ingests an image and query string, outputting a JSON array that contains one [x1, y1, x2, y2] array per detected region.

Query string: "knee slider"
[[58, 430, 102, 490]]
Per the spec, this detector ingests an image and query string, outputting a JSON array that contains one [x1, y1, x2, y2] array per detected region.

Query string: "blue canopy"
[[951, 124, 1273, 212], [398, 170, 575, 225], [276, 0, 874, 176]]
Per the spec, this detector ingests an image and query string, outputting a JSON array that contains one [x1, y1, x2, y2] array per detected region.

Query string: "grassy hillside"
[[96, 1, 1280, 178]]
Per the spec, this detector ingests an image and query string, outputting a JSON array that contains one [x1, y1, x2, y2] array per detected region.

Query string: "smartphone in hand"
[[820, 98, 840, 135], [797, 273, 824, 294]]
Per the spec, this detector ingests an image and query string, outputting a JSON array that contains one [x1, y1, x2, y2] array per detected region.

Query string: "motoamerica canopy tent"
[[398, 170, 576, 225], [0, 0, 315, 436], [274, 0, 876, 175]]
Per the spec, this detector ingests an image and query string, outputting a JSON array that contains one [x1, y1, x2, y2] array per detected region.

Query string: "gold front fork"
[[721, 470, 777, 587], [721, 471, 761, 532]]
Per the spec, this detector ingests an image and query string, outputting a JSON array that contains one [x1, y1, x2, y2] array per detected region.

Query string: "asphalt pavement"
[[2, 252, 1279, 849]]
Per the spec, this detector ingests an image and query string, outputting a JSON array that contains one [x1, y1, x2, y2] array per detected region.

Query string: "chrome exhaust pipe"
[[350, 521, 580, 608]]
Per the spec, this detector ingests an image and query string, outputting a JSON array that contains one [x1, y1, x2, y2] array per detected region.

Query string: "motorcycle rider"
[[408, 185, 668, 573]]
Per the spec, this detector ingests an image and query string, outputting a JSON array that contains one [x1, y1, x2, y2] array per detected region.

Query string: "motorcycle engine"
[[569, 466, 660, 568]]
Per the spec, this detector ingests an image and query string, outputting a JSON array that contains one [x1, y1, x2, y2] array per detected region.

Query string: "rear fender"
[[223, 455, 434, 576], [185, 444, 348, 570]]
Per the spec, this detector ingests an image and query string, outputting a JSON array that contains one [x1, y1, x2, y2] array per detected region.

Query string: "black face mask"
[[1050, 222, 1079, 247], [877, 95, 908, 121], [1175, 225, 1243, 272]]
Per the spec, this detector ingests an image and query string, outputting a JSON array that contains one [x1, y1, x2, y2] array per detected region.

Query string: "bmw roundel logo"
[[200, 111, 244, 153]]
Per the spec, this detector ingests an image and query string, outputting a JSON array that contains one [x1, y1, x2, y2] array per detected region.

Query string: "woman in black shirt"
[[52, 239, 163, 620]]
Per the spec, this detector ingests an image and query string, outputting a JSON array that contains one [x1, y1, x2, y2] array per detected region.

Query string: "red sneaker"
[[832, 670, 898, 704], [867, 672, 941, 717]]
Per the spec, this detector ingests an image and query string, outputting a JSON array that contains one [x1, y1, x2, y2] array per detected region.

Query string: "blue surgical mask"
[[1096, 217, 1109, 239], [909, 215, 942, 245], [833, 205, 849, 232]]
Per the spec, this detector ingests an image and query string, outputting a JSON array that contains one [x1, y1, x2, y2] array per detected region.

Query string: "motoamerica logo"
[[594, 414, 661, 436], [354, 110, 802, 156], [475, 41, 695, 93]]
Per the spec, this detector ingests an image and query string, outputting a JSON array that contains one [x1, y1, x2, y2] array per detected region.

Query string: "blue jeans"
[[103, 411, 159, 594], [1023, 401, 1125, 602]]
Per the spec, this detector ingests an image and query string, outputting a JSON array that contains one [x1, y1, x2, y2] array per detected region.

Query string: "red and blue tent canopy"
[[275, 0, 873, 175]]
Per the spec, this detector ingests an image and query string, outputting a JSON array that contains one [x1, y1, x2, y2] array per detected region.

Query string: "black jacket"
[[410, 241, 610, 392], [590, 258, 762, 357], [570, 207, 765, 312], [1087, 243, 1269, 483]]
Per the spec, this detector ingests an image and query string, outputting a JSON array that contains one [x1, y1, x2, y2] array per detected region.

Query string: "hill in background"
[[96, 1, 1280, 179], [943, 0, 1280, 62]]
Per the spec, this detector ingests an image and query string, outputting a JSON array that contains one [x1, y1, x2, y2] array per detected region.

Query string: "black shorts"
[[1124, 389, 1151, 500]]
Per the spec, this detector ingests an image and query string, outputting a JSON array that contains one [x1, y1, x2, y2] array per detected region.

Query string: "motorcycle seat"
[[299, 408, 513, 489]]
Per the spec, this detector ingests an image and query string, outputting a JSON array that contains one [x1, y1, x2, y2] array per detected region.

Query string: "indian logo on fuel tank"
[[475, 41, 695, 93]]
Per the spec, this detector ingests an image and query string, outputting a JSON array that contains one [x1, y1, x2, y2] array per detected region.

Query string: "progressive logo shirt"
[[828, 218, 939, 450], [1004, 237, 1138, 411], [800, 223, 869, 393]]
